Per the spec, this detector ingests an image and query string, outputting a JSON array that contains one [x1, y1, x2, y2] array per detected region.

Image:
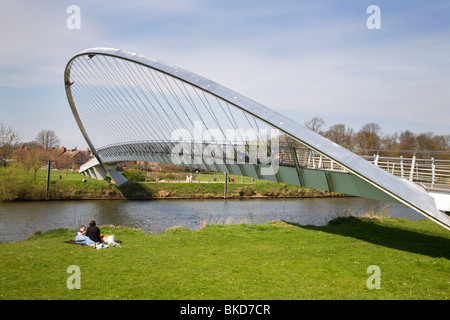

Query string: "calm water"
[[0, 198, 423, 242]]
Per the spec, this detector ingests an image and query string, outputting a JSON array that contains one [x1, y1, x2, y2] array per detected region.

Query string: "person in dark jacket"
[[86, 220, 102, 243]]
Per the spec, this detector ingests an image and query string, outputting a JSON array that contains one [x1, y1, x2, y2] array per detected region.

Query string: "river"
[[0, 197, 423, 242]]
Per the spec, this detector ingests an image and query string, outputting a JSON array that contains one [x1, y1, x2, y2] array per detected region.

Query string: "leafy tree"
[[0, 163, 21, 201], [15, 147, 45, 181]]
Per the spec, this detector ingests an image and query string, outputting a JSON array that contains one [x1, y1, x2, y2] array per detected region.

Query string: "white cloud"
[[1, 0, 448, 148]]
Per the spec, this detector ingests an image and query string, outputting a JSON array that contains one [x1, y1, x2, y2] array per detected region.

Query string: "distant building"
[[8, 145, 31, 165], [16, 145, 31, 156], [59, 146, 91, 170]]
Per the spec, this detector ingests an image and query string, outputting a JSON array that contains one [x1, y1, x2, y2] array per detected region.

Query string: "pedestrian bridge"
[[65, 47, 450, 230]]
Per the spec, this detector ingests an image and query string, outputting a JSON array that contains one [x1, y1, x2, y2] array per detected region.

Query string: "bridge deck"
[[79, 142, 450, 216]]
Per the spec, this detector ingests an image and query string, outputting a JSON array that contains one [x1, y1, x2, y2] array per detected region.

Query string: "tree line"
[[0, 122, 73, 172], [304, 117, 450, 159], [1, 119, 449, 166]]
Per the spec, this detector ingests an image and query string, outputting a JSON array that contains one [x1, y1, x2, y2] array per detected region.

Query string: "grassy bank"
[[0, 168, 123, 201], [0, 168, 342, 201], [0, 217, 449, 300], [118, 178, 339, 200]]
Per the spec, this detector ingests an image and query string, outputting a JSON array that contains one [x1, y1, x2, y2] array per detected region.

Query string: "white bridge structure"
[[65, 48, 450, 230]]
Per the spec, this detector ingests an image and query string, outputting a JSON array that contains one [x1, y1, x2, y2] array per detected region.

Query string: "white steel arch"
[[64, 48, 450, 230]]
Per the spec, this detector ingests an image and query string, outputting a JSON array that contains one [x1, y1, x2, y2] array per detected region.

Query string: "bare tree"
[[382, 132, 399, 150], [397, 130, 417, 155], [304, 117, 325, 134], [324, 124, 354, 148], [34, 130, 60, 150], [0, 122, 21, 164], [352, 122, 382, 153], [381, 132, 400, 156]]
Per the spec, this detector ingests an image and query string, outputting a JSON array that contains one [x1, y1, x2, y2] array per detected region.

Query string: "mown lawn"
[[1, 217, 449, 300]]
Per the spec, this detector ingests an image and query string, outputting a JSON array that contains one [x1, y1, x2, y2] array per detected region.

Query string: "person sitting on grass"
[[74, 225, 95, 246], [76, 225, 86, 236], [75, 221, 121, 248], [86, 220, 102, 243]]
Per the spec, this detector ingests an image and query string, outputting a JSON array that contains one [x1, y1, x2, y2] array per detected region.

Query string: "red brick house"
[[59, 147, 91, 170]]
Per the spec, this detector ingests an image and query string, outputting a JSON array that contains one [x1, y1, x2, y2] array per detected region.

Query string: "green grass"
[[119, 180, 332, 199], [0, 167, 122, 201], [1, 217, 449, 300], [120, 173, 338, 199], [1, 167, 339, 201]]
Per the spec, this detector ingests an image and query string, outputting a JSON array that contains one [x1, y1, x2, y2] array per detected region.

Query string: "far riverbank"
[[1, 176, 345, 202], [1, 167, 352, 202]]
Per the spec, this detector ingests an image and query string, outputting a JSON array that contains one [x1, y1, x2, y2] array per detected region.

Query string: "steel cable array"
[[68, 53, 282, 165]]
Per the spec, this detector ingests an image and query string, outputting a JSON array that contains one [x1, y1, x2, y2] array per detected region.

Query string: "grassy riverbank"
[[0, 169, 342, 201], [0, 217, 449, 300]]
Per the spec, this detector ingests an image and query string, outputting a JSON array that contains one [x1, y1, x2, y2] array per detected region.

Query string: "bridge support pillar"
[[104, 165, 129, 186], [87, 168, 95, 178], [93, 166, 107, 180]]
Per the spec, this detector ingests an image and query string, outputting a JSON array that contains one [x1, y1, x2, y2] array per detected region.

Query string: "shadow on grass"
[[298, 217, 450, 260], [117, 182, 155, 199]]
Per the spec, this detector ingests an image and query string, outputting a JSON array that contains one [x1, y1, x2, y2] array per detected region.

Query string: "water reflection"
[[0, 198, 422, 242]]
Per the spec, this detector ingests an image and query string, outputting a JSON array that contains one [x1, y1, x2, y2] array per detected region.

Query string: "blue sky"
[[0, 0, 449, 149]]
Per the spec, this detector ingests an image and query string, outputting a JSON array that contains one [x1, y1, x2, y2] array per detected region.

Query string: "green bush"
[[0, 163, 21, 201], [122, 168, 146, 181]]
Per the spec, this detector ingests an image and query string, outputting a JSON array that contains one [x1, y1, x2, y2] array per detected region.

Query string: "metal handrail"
[[98, 141, 450, 186]]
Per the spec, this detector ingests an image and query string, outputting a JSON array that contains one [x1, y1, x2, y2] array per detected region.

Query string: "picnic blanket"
[[63, 239, 122, 247], [63, 240, 87, 246]]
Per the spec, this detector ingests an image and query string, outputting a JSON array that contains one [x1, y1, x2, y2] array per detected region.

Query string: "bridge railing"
[[96, 141, 450, 186], [279, 146, 348, 172], [279, 146, 450, 186], [362, 154, 450, 186]]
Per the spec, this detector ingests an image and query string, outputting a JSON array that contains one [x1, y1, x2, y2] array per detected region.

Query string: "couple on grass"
[[75, 220, 121, 248], [75, 220, 102, 246]]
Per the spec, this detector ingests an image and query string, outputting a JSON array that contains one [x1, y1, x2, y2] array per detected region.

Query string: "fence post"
[[431, 157, 435, 187], [224, 172, 227, 199], [46, 159, 51, 200], [400, 156, 404, 178], [409, 155, 416, 182]]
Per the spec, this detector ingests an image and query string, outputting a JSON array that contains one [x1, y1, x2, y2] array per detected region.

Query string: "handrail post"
[[400, 156, 404, 178], [431, 157, 435, 187], [409, 154, 416, 182]]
